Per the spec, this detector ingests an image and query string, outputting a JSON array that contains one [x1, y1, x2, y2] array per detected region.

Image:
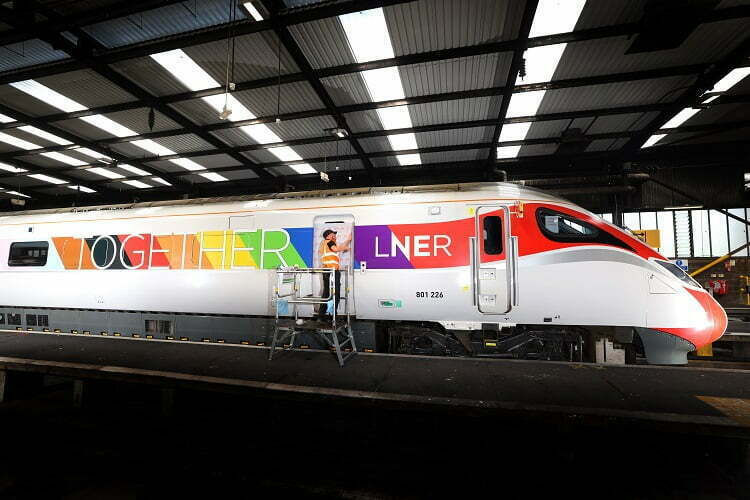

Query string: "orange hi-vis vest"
[[319, 239, 340, 269]]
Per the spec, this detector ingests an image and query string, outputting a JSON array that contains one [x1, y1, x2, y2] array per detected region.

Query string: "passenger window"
[[8, 241, 49, 267], [38, 315, 49, 327], [483, 215, 503, 255], [26, 314, 37, 326], [7, 314, 21, 326], [0, 313, 4, 325]]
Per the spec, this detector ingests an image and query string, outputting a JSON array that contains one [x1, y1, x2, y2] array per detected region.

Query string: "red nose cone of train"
[[658, 288, 727, 349]]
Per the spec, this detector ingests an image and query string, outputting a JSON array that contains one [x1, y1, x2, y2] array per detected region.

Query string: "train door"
[[472, 205, 518, 314], [312, 215, 355, 315]]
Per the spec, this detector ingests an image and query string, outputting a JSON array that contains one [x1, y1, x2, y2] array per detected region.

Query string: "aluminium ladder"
[[269, 267, 357, 367]]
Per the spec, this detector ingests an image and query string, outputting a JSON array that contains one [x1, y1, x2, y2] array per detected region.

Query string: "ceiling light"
[[641, 134, 666, 148], [10, 80, 86, 113], [151, 177, 171, 186], [89, 167, 125, 179], [5, 190, 29, 198], [497, 146, 522, 159], [67, 185, 96, 193], [499, 123, 532, 142], [519, 44, 567, 84], [41, 152, 86, 166], [151, 49, 314, 167], [712, 67, 750, 93], [0, 113, 14, 124], [171, 158, 206, 171], [396, 154, 421, 166], [29, 173, 66, 184], [339, 8, 421, 166], [529, 0, 587, 38], [0, 131, 40, 150], [199, 172, 228, 182], [11, 79, 211, 174], [243, 2, 264, 22], [506, 91, 546, 119], [662, 107, 700, 129], [290, 164, 317, 174], [0, 162, 27, 173], [18, 126, 72, 145], [123, 180, 152, 189], [118, 164, 150, 176]]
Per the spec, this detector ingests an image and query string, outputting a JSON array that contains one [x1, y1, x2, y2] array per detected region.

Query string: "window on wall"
[[640, 212, 657, 230], [709, 210, 729, 256], [691, 210, 711, 257], [8, 241, 49, 267], [728, 209, 749, 257], [657, 211, 675, 258], [623, 213, 640, 231]]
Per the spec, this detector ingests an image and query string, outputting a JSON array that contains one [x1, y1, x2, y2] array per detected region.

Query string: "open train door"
[[472, 205, 518, 315], [312, 214, 355, 316]]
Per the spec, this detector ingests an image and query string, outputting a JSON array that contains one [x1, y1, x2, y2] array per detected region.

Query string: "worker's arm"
[[331, 234, 352, 252]]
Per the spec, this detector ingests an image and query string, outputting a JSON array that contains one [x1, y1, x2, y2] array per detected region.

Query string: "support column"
[[73, 379, 84, 408]]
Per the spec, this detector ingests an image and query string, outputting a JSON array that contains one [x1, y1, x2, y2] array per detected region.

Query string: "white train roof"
[[0, 182, 576, 225]]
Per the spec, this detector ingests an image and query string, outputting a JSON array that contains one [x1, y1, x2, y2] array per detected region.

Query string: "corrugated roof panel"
[[286, 142, 340, 159], [554, 19, 750, 81], [385, 0, 522, 56], [3, 127, 59, 148], [183, 31, 300, 83], [569, 116, 596, 130], [288, 16, 354, 70], [586, 112, 659, 134], [358, 136, 393, 153], [145, 153, 243, 172], [684, 102, 748, 127], [149, 134, 215, 154], [0, 39, 69, 73], [268, 115, 338, 140], [668, 126, 750, 145], [168, 82, 325, 125], [415, 126, 491, 148], [0, 84, 71, 116], [518, 143, 559, 156], [343, 110, 383, 134], [537, 75, 697, 114], [81, 0, 243, 48], [37, 69, 135, 107], [187, 168, 258, 182], [15, 153, 75, 168], [111, 56, 188, 97], [241, 149, 280, 164], [585, 138, 619, 152], [321, 73, 371, 107], [209, 128, 253, 148], [525, 120, 570, 140], [372, 148, 486, 167], [400, 53, 512, 97], [1, 175, 42, 188], [408, 97, 496, 127], [50, 108, 182, 141], [575, 0, 648, 30]]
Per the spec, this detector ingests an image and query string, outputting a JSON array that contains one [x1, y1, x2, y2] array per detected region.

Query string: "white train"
[[0, 182, 726, 364]]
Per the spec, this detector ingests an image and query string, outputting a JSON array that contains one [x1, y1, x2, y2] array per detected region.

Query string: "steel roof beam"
[[0, 5, 275, 184], [487, 0, 539, 164], [5, 116, 747, 185], [264, 0, 376, 178]]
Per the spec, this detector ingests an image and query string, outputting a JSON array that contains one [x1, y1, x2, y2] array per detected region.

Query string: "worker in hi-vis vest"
[[318, 229, 351, 320]]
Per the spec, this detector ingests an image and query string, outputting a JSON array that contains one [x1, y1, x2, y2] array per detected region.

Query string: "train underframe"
[[381, 322, 641, 363]]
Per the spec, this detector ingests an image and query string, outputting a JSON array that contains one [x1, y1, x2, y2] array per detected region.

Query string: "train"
[[0, 182, 726, 365]]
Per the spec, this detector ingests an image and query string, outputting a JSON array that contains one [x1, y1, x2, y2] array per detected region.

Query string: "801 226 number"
[[416, 291, 444, 298]]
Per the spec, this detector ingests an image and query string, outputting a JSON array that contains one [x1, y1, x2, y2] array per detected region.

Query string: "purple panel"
[[354, 225, 413, 269]]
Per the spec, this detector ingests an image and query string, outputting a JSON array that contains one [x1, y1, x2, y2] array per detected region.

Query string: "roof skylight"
[[0, 113, 14, 124], [29, 173, 66, 184], [199, 172, 228, 182], [88, 167, 125, 179], [67, 185, 96, 193], [243, 2, 264, 22], [339, 8, 421, 166], [10, 79, 214, 175], [642, 67, 750, 148], [118, 164, 150, 176], [0, 162, 27, 173], [18, 126, 72, 145], [123, 180, 152, 189], [150, 49, 317, 174], [4, 190, 29, 198], [151, 177, 171, 186], [498, 0, 587, 158]]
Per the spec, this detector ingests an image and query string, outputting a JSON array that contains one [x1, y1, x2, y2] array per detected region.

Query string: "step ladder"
[[269, 267, 357, 367]]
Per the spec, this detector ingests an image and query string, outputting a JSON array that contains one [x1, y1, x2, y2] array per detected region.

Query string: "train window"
[[38, 315, 49, 327], [0, 313, 4, 325], [7, 314, 21, 326], [26, 315, 37, 326], [483, 216, 503, 255], [8, 241, 49, 267], [145, 320, 172, 335], [654, 260, 700, 287], [536, 208, 634, 251]]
